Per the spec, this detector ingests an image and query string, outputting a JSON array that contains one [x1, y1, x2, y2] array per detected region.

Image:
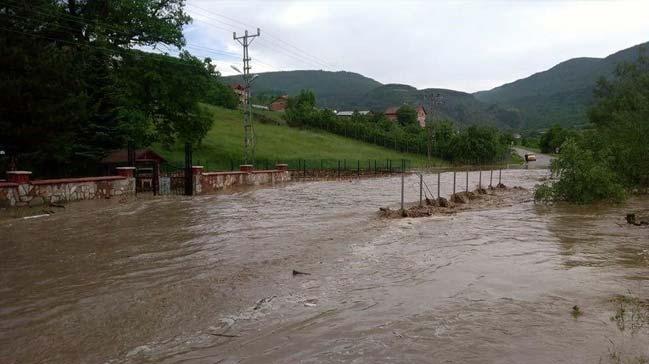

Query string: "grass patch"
[[154, 105, 445, 170]]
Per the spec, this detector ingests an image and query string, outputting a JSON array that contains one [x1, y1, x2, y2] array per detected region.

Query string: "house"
[[384, 106, 399, 122], [101, 148, 167, 192], [269, 95, 289, 111], [230, 84, 247, 104], [416, 105, 427, 128], [384, 105, 427, 128], [336, 110, 371, 117]]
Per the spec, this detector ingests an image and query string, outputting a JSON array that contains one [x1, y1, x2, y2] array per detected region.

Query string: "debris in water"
[[23, 214, 50, 220], [253, 296, 276, 311], [626, 213, 649, 226], [292, 269, 311, 276], [571, 305, 583, 318], [208, 332, 240, 338]]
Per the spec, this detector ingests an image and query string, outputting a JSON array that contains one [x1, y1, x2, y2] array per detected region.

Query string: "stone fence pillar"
[[192, 166, 204, 194], [240, 164, 253, 173], [6, 171, 32, 184], [275, 164, 288, 171], [115, 166, 135, 178]]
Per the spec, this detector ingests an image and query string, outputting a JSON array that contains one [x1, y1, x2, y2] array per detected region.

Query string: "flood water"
[[1, 169, 648, 363]]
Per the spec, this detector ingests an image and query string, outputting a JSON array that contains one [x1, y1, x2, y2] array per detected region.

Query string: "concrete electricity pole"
[[233, 28, 261, 165], [427, 93, 443, 161]]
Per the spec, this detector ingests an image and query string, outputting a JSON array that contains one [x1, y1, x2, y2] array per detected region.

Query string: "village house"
[[230, 84, 247, 104], [384, 105, 427, 128], [269, 95, 289, 111]]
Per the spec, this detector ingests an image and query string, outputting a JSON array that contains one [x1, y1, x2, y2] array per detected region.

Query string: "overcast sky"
[[181, 0, 649, 93]]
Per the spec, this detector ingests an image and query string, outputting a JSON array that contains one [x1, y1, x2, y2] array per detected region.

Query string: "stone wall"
[[0, 176, 135, 208], [199, 169, 291, 194]]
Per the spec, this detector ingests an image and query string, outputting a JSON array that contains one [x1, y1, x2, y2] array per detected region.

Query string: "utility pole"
[[233, 28, 261, 165], [427, 93, 443, 161]]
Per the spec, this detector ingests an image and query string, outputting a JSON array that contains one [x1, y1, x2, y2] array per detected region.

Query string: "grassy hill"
[[474, 41, 649, 130], [154, 105, 439, 170]]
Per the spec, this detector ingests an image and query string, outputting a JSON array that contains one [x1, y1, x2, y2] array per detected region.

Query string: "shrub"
[[534, 139, 626, 204]]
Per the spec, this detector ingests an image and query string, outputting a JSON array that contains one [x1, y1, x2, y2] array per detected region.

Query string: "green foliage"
[[0, 0, 233, 176], [116, 50, 214, 147], [539, 124, 576, 153], [281, 92, 511, 164], [588, 53, 649, 187], [535, 52, 649, 204], [535, 139, 626, 204], [396, 105, 418, 126], [451, 126, 510, 164]]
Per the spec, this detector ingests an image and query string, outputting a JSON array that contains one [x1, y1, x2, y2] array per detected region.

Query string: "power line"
[[187, 7, 328, 70], [186, 3, 335, 69]]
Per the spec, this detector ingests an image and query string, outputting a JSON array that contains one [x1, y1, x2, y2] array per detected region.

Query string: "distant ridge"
[[474, 41, 649, 129], [224, 41, 648, 130]]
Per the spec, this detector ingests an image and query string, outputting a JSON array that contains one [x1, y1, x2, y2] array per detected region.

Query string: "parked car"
[[525, 153, 537, 162]]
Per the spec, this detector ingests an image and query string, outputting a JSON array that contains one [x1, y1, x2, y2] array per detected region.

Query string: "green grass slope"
[[154, 105, 437, 170]]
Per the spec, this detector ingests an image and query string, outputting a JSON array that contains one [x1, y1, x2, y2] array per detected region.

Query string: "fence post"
[[437, 172, 440, 199], [490, 169, 493, 188], [184, 142, 193, 196], [357, 160, 360, 178], [303, 159, 306, 178], [338, 160, 341, 178], [419, 173, 423, 207], [479, 169, 482, 189], [453, 171, 456, 195], [466, 169, 469, 193], [401, 166, 405, 212], [499, 169, 502, 185]]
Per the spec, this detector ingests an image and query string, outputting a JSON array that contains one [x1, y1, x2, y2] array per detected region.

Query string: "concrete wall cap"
[[6, 171, 32, 175], [115, 166, 136, 170]]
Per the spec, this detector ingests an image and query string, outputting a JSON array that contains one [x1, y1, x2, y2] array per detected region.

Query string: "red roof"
[[384, 106, 399, 115]]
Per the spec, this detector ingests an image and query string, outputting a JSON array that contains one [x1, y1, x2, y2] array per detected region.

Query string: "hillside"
[[474, 41, 648, 129], [224, 70, 381, 109], [226, 71, 519, 129], [154, 105, 438, 169]]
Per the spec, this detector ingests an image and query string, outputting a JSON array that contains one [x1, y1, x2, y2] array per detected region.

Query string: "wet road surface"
[[1, 169, 648, 363], [513, 147, 554, 168]]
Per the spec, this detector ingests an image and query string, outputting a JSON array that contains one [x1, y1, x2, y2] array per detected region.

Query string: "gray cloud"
[[184, 0, 649, 92]]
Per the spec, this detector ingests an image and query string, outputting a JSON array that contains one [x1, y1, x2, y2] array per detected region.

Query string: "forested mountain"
[[474, 42, 648, 129], [224, 70, 381, 108], [225, 41, 647, 131], [226, 71, 520, 129]]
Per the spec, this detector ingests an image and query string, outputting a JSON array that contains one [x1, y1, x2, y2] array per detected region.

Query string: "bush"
[[534, 139, 626, 204]]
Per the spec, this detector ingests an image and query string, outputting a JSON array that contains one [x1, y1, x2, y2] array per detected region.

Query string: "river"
[[1, 169, 648, 363]]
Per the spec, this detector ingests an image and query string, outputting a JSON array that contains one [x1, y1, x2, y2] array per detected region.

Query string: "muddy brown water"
[[1, 169, 648, 363]]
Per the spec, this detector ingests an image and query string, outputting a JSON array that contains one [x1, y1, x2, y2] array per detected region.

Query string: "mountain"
[[223, 41, 646, 131], [474, 41, 648, 130], [224, 70, 381, 108], [225, 71, 520, 129]]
